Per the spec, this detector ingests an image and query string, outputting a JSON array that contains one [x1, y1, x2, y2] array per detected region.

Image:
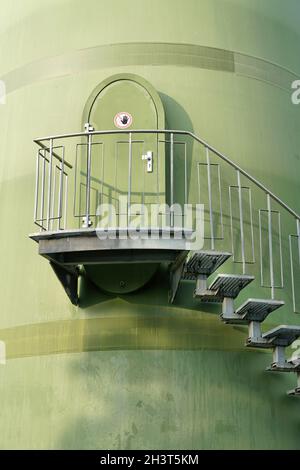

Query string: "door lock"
[[142, 151, 153, 173]]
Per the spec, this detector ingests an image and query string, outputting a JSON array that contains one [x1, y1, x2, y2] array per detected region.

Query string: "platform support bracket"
[[169, 251, 189, 304], [50, 261, 79, 306]]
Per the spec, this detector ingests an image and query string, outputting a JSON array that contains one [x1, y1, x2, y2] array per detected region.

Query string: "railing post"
[[297, 218, 300, 265], [46, 139, 53, 231], [206, 147, 214, 250], [267, 194, 275, 299], [85, 132, 92, 228], [237, 170, 246, 274], [289, 217, 300, 313], [57, 147, 65, 230], [170, 132, 174, 228], [40, 151, 46, 230], [64, 175, 68, 230], [50, 166, 56, 231], [34, 151, 40, 226], [128, 132, 132, 225]]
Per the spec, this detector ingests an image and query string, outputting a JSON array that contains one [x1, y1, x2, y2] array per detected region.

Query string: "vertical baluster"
[[156, 134, 160, 208], [206, 147, 214, 250], [278, 212, 284, 288], [34, 150, 40, 225], [50, 165, 56, 231], [114, 142, 118, 226], [267, 194, 275, 299], [64, 174, 68, 230], [101, 143, 104, 208], [57, 164, 62, 231], [184, 142, 187, 205], [237, 170, 246, 274], [217, 164, 224, 240], [170, 133, 174, 227], [40, 150, 46, 230], [184, 141, 188, 234], [259, 210, 264, 286], [73, 144, 79, 225], [142, 139, 146, 227], [128, 132, 132, 226], [248, 189, 255, 262], [46, 139, 53, 231], [297, 218, 300, 265], [57, 147, 65, 230], [85, 133, 92, 227], [290, 217, 300, 313]]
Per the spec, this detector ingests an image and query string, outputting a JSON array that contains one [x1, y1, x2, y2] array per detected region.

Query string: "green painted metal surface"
[[0, 0, 299, 449]]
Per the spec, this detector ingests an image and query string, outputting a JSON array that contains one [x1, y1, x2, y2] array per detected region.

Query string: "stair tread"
[[194, 291, 223, 303], [236, 298, 284, 322], [208, 273, 254, 299], [183, 250, 231, 279], [267, 363, 300, 372], [287, 387, 300, 397], [222, 298, 284, 325], [263, 325, 300, 347]]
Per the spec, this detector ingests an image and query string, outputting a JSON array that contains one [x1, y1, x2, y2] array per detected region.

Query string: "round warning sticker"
[[114, 112, 133, 129]]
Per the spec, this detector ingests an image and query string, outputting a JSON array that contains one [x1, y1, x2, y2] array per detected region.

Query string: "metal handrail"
[[33, 128, 300, 311], [34, 129, 300, 221]]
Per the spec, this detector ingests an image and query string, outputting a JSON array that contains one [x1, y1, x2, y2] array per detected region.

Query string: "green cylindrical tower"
[[0, 0, 299, 449]]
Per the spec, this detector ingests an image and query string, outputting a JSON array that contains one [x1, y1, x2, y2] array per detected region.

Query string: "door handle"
[[142, 151, 153, 173]]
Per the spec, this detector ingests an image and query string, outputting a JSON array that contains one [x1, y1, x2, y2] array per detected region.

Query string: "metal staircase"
[[30, 127, 300, 396], [179, 249, 300, 396]]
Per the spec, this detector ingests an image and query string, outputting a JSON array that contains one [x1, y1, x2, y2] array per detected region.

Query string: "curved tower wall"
[[0, 0, 299, 449]]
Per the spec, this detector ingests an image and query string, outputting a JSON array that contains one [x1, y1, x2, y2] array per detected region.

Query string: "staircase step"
[[194, 291, 222, 302], [287, 387, 300, 397], [268, 364, 299, 372], [212, 274, 254, 298], [236, 298, 284, 322], [183, 250, 231, 280], [262, 325, 300, 347], [222, 298, 284, 325], [267, 356, 300, 373], [195, 273, 254, 302]]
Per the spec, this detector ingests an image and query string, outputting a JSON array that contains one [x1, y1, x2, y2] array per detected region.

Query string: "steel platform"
[[30, 228, 190, 304], [30, 228, 190, 265]]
